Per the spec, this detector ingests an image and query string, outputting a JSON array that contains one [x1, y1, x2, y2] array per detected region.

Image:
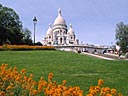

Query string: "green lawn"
[[0, 50, 128, 95]]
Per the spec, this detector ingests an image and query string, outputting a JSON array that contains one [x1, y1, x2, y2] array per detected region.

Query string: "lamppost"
[[33, 17, 37, 45]]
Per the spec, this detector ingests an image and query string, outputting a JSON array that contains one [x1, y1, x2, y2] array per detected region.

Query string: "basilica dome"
[[53, 8, 66, 25], [68, 24, 75, 35], [46, 24, 52, 35]]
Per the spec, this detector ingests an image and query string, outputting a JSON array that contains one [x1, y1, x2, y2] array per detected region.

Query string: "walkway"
[[82, 52, 128, 60]]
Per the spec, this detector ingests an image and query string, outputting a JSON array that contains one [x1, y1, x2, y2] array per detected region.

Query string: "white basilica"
[[43, 8, 79, 46]]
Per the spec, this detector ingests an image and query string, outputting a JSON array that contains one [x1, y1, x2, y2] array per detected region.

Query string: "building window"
[[48, 42, 51, 44], [60, 38, 62, 44], [70, 42, 73, 44]]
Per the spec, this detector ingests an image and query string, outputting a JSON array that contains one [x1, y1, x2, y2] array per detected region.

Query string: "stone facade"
[[43, 8, 79, 46]]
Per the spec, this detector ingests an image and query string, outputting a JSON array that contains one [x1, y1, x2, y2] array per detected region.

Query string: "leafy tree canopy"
[[115, 22, 128, 53], [0, 4, 24, 45], [22, 28, 33, 45]]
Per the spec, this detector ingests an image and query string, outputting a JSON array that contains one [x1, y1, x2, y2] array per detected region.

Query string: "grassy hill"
[[0, 50, 127, 95]]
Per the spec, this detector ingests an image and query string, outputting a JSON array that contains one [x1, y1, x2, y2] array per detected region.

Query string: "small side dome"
[[53, 8, 66, 25], [46, 24, 52, 35], [68, 24, 75, 35]]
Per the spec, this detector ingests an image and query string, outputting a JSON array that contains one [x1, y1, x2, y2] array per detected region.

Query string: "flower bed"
[[0, 64, 122, 96], [0, 44, 55, 51]]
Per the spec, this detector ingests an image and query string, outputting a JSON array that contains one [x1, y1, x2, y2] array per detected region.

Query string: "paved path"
[[82, 52, 128, 60], [82, 52, 115, 60]]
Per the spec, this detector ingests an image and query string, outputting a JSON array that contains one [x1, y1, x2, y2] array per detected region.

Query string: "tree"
[[115, 22, 128, 53], [22, 28, 33, 45], [35, 42, 43, 46], [0, 4, 23, 45]]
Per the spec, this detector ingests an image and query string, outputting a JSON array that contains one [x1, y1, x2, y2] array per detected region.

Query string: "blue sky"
[[1, 0, 128, 45]]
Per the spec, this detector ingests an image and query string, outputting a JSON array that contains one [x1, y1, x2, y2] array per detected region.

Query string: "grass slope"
[[0, 50, 128, 95]]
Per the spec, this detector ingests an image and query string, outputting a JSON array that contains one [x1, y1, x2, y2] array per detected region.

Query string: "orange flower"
[[20, 69, 26, 75], [2, 77, 7, 81], [98, 79, 104, 86], [111, 88, 117, 95], [32, 90, 38, 95], [30, 74, 33, 78], [6, 85, 12, 91], [118, 93, 123, 96], [95, 86, 100, 93], [86, 94, 93, 96], [0, 64, 123, 96], [48, 72, 54, 82], [62, 80, 67, 85], [106, 93, 112, 96], [15, 77, 20, 82], [0, 91, 5, 96]]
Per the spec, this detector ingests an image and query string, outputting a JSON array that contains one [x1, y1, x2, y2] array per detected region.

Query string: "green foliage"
[[22, 28, 33, 45], [0, 4, 23, 45], [115, 22, 128, 52], [0, 51, 127, 95], [0, 4, 33, 45]]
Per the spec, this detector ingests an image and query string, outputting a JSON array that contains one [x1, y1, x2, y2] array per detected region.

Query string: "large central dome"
[[53, 8, 66, 25]]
